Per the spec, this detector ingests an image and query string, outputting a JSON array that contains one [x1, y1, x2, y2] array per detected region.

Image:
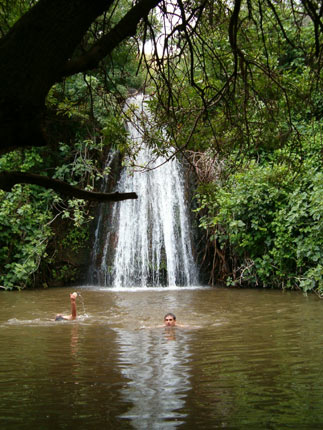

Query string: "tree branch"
[[0, 172, 137, 202], [229, 0, 243, 62], [62, 0, 161, 78]]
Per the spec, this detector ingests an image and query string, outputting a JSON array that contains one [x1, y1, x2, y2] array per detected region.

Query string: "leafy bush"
[[196, 158, 323, 294], [0, 185, 54, 289]]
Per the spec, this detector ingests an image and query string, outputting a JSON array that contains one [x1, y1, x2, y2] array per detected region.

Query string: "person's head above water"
[[164, 313, 176, 327]]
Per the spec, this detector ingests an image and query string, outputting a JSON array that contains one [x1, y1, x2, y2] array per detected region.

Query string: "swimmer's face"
[[164, 315, 176, 327]]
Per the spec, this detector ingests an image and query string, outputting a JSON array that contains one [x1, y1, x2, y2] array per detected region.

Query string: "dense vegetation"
[[146, 1, 323, 294], [0, 0, 322, 294], [0, 0, 145, 289]]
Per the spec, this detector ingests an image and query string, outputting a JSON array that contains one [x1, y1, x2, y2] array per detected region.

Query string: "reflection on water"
[[1, 287, 323, 429], [116, 327, 192, 429]]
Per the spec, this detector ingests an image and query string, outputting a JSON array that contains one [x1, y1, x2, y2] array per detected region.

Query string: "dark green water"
[[1, 286, 323, 429]]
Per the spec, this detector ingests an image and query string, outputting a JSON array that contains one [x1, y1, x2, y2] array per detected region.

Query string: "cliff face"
[[182, 159, 211, 286]]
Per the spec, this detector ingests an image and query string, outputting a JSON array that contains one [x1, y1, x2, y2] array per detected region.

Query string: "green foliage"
[[61, 222, 90, 252], [150, 0, 322, 158], [0, 136, 100, 289], [0, 0, 36, 36], [51, 264, 78, 284], [0, 146, 47, 173], [196, 145, 323, 293], [0, 42, 144, 291], [0, 0, 149, 290], [146, 0, 323, 294], [0, 185, 54, 290], [273, 169, 323, 292]]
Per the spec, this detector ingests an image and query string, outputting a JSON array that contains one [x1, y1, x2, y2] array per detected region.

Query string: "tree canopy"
[[0, 0, 162, 200], [1, 0, 321, 176]]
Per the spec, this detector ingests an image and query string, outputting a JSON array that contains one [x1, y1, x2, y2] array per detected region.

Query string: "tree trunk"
[[0, 0, 113, 154], [0, 0, 160, 200]]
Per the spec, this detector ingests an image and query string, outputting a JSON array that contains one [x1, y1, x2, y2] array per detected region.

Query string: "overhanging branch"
[[0, 172, 137, 202], [62, 0, 161, 77]]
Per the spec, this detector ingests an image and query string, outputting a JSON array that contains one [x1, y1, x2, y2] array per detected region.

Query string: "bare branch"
[[0, 172, 138, 202]]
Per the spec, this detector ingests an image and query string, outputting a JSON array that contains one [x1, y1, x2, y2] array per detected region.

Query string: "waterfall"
[[90, 94, 198, 288]]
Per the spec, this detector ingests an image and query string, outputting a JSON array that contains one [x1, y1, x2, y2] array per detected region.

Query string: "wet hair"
[[55, 315, 65, 321], [164, 313, 176, 320]]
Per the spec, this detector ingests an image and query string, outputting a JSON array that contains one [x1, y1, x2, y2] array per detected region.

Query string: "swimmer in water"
[[55, 292, 78, 321], [164, 313, 177, 327], [163, 313, 186, 328]]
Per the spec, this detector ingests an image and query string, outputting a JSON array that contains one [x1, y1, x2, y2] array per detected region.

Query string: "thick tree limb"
[[0, 0, 114, 104], [0, 172, 137, 202], [62, 0, 161, 77], [0, 0, 161, 156]]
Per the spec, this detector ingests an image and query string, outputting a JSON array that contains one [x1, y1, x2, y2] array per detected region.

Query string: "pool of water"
[[1, 286, 323, 429]]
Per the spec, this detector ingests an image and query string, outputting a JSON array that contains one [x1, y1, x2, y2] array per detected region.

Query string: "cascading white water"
[[92, 94, 198, 288]]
